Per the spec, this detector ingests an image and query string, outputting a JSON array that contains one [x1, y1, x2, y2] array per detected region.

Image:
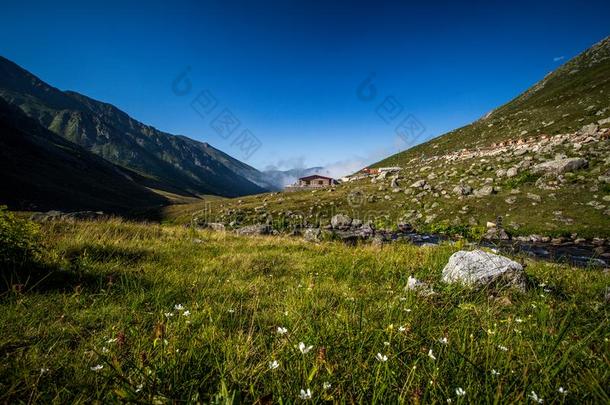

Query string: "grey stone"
[[527, 193, 542, 202], [532, 158, 588, 174], [442, 250, 525, 289], [579, 123, 598, 135], [483, 227, 510, 240], [506, 167, 519, 178], [453, 184, 473, 196], [410, 180, 428, 189], [303, 228, 321, 242], [235, 224, 271, 236], [474, 185, 495, 197], [331, 214, 352, 229], [207, 223, 226, 231]]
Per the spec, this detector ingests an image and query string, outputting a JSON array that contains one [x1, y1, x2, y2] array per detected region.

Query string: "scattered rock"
[[207, 222, 226, 232], [235, 224, 272, 236], [506, 167, 519, 177], [527, 193, 542, 202], [411, 180, 428, 189], [579, 123, 598, 135], [474, 185, 495, 197], [304, 228, 321, 242], [441, 250, 526, 290], [453, 184, 473, 196], [484, 227, 510, 240], [532, 157, 588, 175], [331, 214, 352, 229]]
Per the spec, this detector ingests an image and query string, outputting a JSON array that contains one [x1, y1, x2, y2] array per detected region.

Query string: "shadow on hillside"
[[2, 263, 153, 295], [64, 243, 153, 265], [1, 244, 154, 295]]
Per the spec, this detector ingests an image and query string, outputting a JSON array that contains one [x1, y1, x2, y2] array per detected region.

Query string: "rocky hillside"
[[165, 37, 610, 241], [0, 98, 168, 213], [0, 56, 268, 198]]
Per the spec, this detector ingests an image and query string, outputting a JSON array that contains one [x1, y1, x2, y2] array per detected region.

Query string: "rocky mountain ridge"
[[0, 56, 268, 198]]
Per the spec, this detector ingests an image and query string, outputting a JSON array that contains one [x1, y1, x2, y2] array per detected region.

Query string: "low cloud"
[[553, 56, 565, 62], [264, 156, 307, 171]]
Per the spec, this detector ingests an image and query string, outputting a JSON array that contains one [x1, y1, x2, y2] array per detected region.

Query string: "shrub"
[[0, 206, 41, 267], [505, 170, 541, 188]]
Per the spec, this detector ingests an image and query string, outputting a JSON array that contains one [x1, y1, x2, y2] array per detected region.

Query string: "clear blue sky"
[[1, 0, 609, 174]]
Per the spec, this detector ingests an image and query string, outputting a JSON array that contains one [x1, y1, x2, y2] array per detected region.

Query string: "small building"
[[297, 175, 336, 188]]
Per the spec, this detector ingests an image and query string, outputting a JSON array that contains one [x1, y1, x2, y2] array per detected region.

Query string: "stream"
[[386, 232, 609, 268]]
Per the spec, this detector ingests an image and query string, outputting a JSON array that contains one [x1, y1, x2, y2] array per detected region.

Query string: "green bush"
[[0, 206, 41, 266], [505, 170, 541, 188]]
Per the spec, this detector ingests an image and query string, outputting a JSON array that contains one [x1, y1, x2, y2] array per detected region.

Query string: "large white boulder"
[[442, 250, 525, 289], [532, 157, 587, 174]]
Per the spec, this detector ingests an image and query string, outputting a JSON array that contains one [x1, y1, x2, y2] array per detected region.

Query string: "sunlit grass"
[[0, 219, 608, 402]]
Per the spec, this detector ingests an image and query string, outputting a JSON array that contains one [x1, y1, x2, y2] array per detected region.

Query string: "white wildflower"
[[558, 387, 567, 396], [398, 326, 407, 332], [135, 383, 143, 392], [528, 391, 543, 403], [383, 341, 390, 346], [40, 367, 49, 374], [228, 308, 235, 313], [268, 360, 279, 370], [277, 326, 288, 335], [164, 312, 174, 318], [455, 387, 466, 397], [491, 369, 500, 376], [498, 345, 508, 351], [439, 337, 448, 345], [107, 338, 118, 344], [174, 304, 184, 311], [298, 342, 313, 354], [90, 364, 104, 372], [299, 388, 312, 400], [182, 310, 191, 317], [375, 353, 388, 362], [101, 346, 109, 353], [428, 349, 437, 360], [323, 382, 331, 390]]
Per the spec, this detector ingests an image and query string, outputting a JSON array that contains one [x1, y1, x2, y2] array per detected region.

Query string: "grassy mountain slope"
[[0, 56, 267, 198], [164, 37, 610, 239], [0, 98, 168, 213]]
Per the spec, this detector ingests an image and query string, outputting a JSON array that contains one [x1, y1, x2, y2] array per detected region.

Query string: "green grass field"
[[1, 216, 608, 403]]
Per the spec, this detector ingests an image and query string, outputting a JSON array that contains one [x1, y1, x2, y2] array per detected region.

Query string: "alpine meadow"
[[0, 1, 609, 403]]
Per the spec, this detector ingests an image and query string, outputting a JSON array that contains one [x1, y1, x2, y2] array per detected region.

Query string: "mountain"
[[0, 98, 168, 213], [166, 36, 610, 239], [0, 56, 267, 198]]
